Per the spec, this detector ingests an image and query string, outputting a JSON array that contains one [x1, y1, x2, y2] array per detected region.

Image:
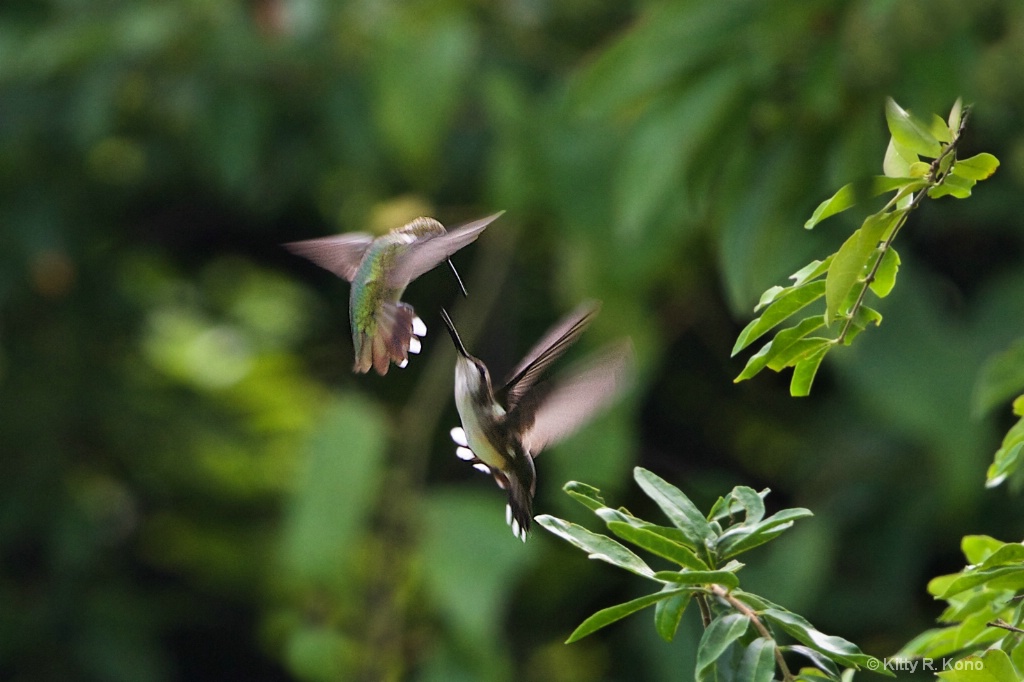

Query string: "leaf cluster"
[[536, 468, 886, 681], [899, 536, 1024, 680], [733, 98, 999, 396]]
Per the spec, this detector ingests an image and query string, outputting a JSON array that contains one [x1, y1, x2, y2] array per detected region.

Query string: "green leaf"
[[535, 515, 656, 579], [952, 153, 1000, 181], [790, 344, 829, 397], [607, 521, 708, 569], [653, 569, 741, 589], [825, 211, 896, 324], [633, 467, 714, 546], [717, 508, 814, 558], [928, 173, 976, 199], [737, 637, 777, 682], [654, 588, 692, 642], [565, 588, 690, 643], [869, 247, 901, 298], [732, 280, 826, 355], [885, 97, 942, 158], [767, 337, 832, 372], [789, 257, 834, 287], [962, 535, 1009, 565], [978, 543, 1024, 569], [696, 613, 750, 679], [761, 608, 876, 669], [987, 427, 1024, 489], [937, 566, 1024, 599], [973, 340, 1024, 416], [937, 649, 1018, 681], [883, 138, 917, 178], [948, 97, 964, 132], [563, 480, 610, 511], [786, 645, 842, 680], [804, 176, 923, 230], [930, 113, 954, 143]]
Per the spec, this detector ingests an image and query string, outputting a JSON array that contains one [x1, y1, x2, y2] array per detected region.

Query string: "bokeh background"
[[4, 1, 1024, 680]]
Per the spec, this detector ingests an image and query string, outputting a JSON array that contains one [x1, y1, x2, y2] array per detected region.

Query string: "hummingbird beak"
[[440, 308, 471, 358], [447, 259, 468, 298]]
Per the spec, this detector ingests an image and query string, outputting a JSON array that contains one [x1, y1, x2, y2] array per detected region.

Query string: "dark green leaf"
[[653, 569, 741, 589], [937, 566, 1024, 599], [607, 521, 708, 569], [654, 588, 692, 642], [972, 340, 1024, 417], [761, 608, 875, 669], [786, 645, 842, 680], [737, 637, 777, 682], [634, 467, 714, 545], [885, 97, 942, 158], [535, 515, 656, 579], [565, 588, 690, 643], [717, 508, 814, 558], [732, 281, 826, 356], [696, 613, 750, 678]]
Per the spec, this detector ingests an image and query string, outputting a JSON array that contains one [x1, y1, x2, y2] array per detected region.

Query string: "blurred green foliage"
[[3, 1, 1024, 681]]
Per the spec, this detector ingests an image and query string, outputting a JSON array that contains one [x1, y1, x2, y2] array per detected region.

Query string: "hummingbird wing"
[[500, 300, 601, 411], [386, 212, 503, 288], [283, 232, 374, 282], [516, 341, 634, 457]]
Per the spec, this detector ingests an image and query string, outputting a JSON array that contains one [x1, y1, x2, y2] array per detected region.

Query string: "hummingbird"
[[285, 212, 502, 375], [440, 303, 634, 541]]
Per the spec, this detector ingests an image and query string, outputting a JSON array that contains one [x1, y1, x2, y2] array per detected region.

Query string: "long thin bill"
[[447, 258, 468, 297]]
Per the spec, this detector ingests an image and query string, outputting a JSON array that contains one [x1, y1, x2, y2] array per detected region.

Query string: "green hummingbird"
[[285, 212, 502, 375], [440, 303, 634, 541]]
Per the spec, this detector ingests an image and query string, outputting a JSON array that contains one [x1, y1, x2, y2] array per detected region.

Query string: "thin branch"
[[710, 585, 794, 682]]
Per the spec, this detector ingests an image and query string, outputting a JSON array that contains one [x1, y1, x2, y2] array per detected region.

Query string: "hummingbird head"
[[440, 308, 494, 401]]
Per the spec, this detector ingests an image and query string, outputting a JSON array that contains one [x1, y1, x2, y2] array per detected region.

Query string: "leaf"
[[869, 247, 901, 298], [937, 649, 1018, 681], [735, 318, 829, 382], [732, 280, 826, 355], [929, 113, 954, 144], [928, 173, 976, 199], [607, 521, 708, 569], [883, 138, 916, 178], [948, 97, 964, 133], [563, 480, 610, 511], [717, 508, 814, 558], [825, 211, 896, 324], [936, 565, 1024, 599], [761, 608, 876, 669], [653, 569, 741, 589], [565, 588, 691, 643], [790, 344, 829, 397], [973, 340, 1024, 416], [839, 305, 883, 346], [987, 427, 1024, 489], [789, 258, 834, 287], [978, 543, 1024, 569], [885, 97, 942, 158], [786, 645, 842, 680], [737, 637, 777, 682], [696, 613, 750, 679], [535, 515, 656, 579], [962, 535, 1009, 565], [952, 153, 1000, 181], [803, 177, 918, 230], [633, 467, 714, 546], [654, 588, 692, 642]]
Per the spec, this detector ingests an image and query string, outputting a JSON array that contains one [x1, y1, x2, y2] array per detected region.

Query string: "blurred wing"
[[519, 341, 634, 456], [501, 300, 601, 410], [284, 233, 374, 282], [387, 211, 503, 287]]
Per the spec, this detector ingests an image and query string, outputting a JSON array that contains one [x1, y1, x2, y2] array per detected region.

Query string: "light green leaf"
[[696, 613, 750, 679], [733, 281, 826, 356], [937, 649, 1018, 681], [929, 173, 976, 199], [885, 97, 942, 158], [738, 638, 777, 682], [607, 521, 708, 569], [930, 113, 954, 143], [952, 153, 1000, 181], [803, 177, 918, 230], [869, 247, 901, 298], [634, 467, 714, 545], [987, 426, 1024, 489], [766, 337, 831, 372], [840, 305, 883, 346], [937, 566, 1024, 599], [978, 543, 1024, 569], [883, 138, 916, 178], [825, 211, 896, 324], [565, 588, 690, 643], [962, 535, 1009, 565], [948, 98, 964, 132], [790, 258, 834, 287], [790, 345, 829, 397], [535, 515, 656, 579], [563, 480, 609, 511], [654, 588, 692, 642]]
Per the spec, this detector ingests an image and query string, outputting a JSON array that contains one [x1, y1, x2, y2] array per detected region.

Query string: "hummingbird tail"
[[499, 457, 536, 543], [353, 302, 426, 375]]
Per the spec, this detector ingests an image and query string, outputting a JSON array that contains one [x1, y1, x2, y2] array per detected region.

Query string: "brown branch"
[[710, 584, 794, 682]]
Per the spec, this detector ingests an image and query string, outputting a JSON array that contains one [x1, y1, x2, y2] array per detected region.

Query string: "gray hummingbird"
[[285, 212, 502, 375], [441, 302, 634, 541]]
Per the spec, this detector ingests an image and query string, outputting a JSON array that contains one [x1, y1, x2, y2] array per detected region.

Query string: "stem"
[[835, 106, 971, 345], [988, 618, 1024, 635], [710, 585, 794, 682]]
